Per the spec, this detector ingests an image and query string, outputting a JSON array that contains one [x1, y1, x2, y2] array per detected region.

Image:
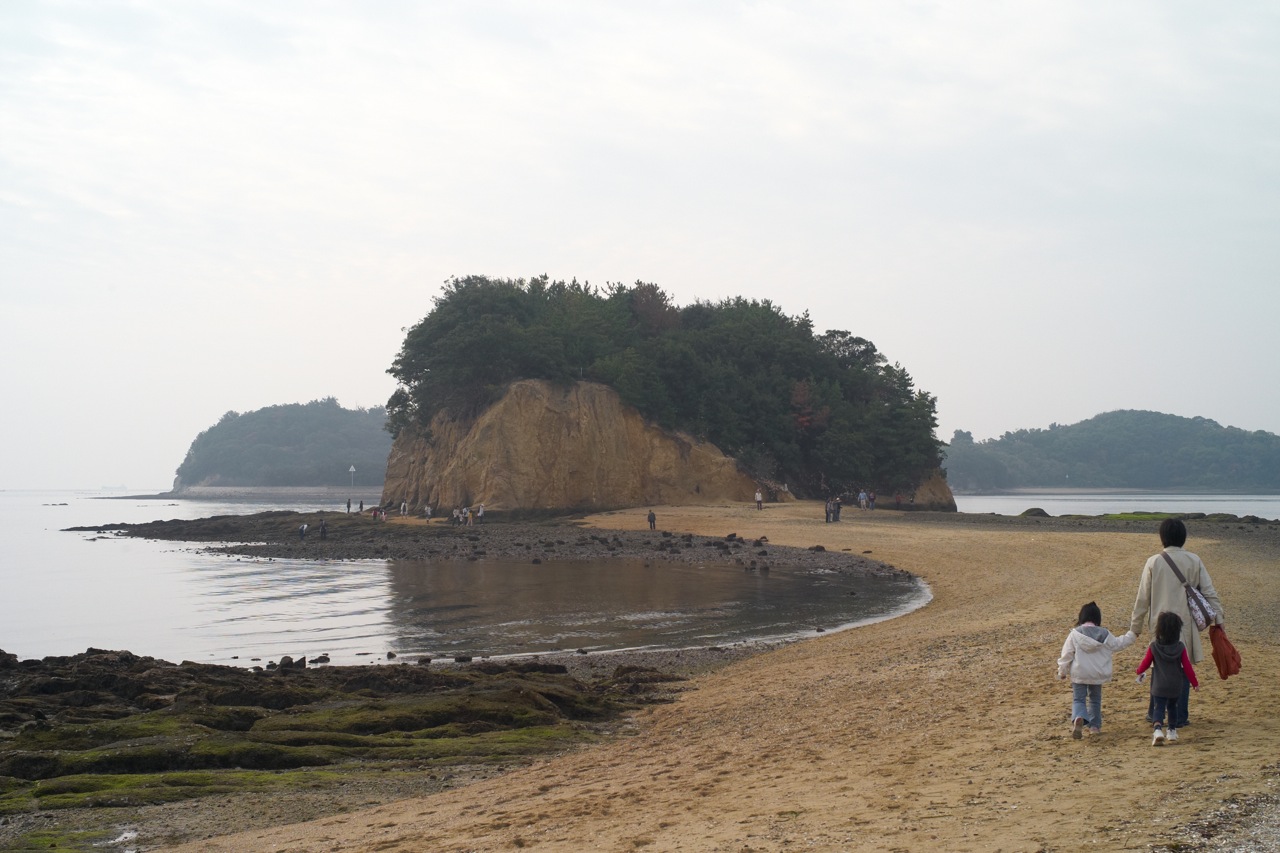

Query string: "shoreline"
[[157, 501, 1280, 853], [102, 485, 385, 501], [75, 512, 926, 665], [953, 486, 1280, 496]]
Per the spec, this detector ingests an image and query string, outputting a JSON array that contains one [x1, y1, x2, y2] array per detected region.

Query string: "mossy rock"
[[187, 705, 269, 732], [0, 648, 665, 821]]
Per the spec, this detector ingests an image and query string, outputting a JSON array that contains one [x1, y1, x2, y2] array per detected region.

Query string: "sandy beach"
[[162, 501, 1280, 852]]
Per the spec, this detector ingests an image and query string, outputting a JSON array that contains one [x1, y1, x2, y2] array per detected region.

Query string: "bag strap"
[[1159, 551, 1194, 588]]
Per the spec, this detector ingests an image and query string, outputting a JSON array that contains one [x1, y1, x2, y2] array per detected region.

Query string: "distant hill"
[[173, 399, 391, 490], [942, 410, 1280, 492]]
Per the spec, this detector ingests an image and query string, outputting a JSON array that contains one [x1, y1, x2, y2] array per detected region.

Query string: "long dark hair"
[[1155, 610, 1183, 645]]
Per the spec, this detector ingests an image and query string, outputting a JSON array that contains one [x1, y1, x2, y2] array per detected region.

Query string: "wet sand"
[[163, 501, 1280, 852]]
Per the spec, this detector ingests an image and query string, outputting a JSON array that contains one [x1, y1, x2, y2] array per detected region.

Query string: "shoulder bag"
[[1160, 551, 1215, 631]]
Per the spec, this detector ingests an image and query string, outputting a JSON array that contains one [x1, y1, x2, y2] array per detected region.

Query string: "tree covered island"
[[173, 398, 390, 490], [386, 275, 943, 498]]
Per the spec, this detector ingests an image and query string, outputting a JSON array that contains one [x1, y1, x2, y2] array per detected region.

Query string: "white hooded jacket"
[[1057, 624, 1136, 685]]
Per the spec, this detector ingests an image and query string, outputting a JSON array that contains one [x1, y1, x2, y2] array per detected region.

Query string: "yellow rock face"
[[381, 380, 762, 511], [911, 469, 958, 511]]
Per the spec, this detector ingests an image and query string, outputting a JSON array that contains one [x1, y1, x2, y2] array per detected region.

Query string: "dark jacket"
[[1149, 640, 1189, 699]]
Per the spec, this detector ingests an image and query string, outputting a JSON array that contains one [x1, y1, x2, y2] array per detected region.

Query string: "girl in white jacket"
[[1057, 601, 1136, 738]]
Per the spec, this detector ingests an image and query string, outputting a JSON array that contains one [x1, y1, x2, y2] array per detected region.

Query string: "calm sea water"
[[0, 489, 925, 667], [954, 493, 1280, 520]]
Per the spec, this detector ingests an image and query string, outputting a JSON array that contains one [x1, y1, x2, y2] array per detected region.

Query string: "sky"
[[3, 1, 1278, 490]]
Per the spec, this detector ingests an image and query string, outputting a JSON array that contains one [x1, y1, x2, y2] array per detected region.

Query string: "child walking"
[[1057, 601, 1136, 738], [1136, 611, 1199, 746]]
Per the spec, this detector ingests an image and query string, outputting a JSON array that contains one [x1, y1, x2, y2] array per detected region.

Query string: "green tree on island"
[[175, 398, 390, 488], [386, 275, 943, 498], [942, 410, 1280, 491]]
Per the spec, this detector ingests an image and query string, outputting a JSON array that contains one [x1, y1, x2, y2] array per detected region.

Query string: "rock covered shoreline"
[[75, 511, 907, 576], [0, 639, 775, 851]]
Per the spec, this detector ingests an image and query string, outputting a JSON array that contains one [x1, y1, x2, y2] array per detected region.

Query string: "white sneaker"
[[1167, 729, 1178, 743], [1152, 728, 1165, 746]]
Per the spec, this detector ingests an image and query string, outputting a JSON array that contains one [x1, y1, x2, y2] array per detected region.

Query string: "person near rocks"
[[755, 489, 763, 510], [869, 490, 877, 510], [824, 498, 833, 523], [1128, 518, 1223, 728], [858, 489, 869, 510], [833, 496, 842, 521], [299, 523, 308, 541], [359, 500, 364, 513], [647, 509, 656, 530], [477, 503, 485, 524], [1056, 600, 1135, 738], [452, 507, 461, 526], [1135, 610, 1199, 746], [400, 500, 408, 516], [346, 498, 351, 514], [424, 504, 432, 520], [463, 506, 473, 526], [318, 519, 327, 540]]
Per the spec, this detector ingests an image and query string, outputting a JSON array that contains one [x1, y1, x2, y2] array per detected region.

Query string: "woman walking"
[[1129, 518, 1223, 728]]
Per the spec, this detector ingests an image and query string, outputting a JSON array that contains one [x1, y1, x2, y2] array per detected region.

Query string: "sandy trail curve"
[[163, 502, 1280, 852]]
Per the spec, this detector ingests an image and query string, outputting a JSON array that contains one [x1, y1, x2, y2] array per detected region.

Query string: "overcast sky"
[[3, 1, 1278, 490]]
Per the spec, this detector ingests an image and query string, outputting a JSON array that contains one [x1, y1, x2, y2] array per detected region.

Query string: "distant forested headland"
[[386, 275, 943, 497], [173, 399, 390, 489], [943, 410, 1280, 492]]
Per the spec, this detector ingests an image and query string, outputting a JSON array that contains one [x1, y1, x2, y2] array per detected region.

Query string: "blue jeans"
[[1151, 695, 1183, 729], [1072, 683, 1103, 730], [1147, 679, 1191, 727]]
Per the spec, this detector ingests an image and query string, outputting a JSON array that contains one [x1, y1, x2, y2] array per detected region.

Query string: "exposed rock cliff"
[[381, 380, 763, 511], [910, 469, 958, 512]]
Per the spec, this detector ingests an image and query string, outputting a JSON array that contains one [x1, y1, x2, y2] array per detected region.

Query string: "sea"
[[0, 489, 927, 668], [953, 492, 1280, 520]]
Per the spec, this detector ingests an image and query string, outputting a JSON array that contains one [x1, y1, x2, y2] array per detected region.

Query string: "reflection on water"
[[0, 490, 927, 666], [380, 557, 925, 659], [183, 558, 393, 653]]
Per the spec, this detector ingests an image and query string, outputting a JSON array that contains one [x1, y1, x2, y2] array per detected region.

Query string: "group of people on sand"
[[1056, 518, 1227, 746], [449, 504, 484, 526], [376, 499, 495, 525], [820, 488, 880, 522]]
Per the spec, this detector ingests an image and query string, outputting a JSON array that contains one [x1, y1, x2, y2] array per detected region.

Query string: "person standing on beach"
[[1129, 518, 1223, 728], [1135, 611, 1199, 746], [647, 509, 656, 530], [477, 503, 485, 524], [1057, 601, 1135, 738], [299, 523, 308, 541], [755, 489, 763, 510]]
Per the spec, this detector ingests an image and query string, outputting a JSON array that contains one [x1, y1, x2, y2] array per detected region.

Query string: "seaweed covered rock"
[[0, 647, 670, 805]]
